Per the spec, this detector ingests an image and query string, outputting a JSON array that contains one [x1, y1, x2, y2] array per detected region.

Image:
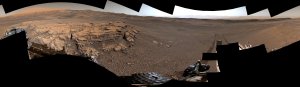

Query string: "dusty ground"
[[0, 10, 300, 78]]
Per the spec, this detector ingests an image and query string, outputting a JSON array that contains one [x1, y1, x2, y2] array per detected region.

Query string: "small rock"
[[166, 44, 171, 48], [132, 29, 139, 33], [125, 32, 130, 36], [160, 42, 163, 45], [126, 37, 135, 42], [80, 47, 99, 57], [129, 43, 135, 47], [77, 37, 87, 41], [122, 50, 128, 54], [114, 45, 123, 51], [153, 41, 159, 44], [127, 63, 133, 65]]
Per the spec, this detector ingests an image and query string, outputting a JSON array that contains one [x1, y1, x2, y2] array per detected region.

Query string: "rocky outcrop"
[[10, 21, 139, 58]]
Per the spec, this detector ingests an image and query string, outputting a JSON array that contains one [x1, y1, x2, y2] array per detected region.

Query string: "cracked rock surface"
[[10, 21, 139, 58]]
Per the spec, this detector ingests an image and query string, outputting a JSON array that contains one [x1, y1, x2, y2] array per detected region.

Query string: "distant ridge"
[[1, 10, 293, 21]]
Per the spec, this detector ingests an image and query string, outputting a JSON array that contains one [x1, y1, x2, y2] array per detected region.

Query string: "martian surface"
[[0, 10, 300, 78]]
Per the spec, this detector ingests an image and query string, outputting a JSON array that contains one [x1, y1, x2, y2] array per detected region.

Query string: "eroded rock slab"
[[10, 21, 139, 58]]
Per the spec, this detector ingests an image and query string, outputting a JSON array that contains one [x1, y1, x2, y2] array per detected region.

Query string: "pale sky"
[[0, 5, 5, 17], [0, 1, 299, 19]]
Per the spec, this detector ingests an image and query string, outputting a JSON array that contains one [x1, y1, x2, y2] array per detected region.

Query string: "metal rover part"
[[131, 72, 172, 85], [183, 61, 210, 77]]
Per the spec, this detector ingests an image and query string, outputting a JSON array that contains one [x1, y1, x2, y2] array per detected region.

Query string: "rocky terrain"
[[0, 10, 300, 78], [12, 21, 139, 58]]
